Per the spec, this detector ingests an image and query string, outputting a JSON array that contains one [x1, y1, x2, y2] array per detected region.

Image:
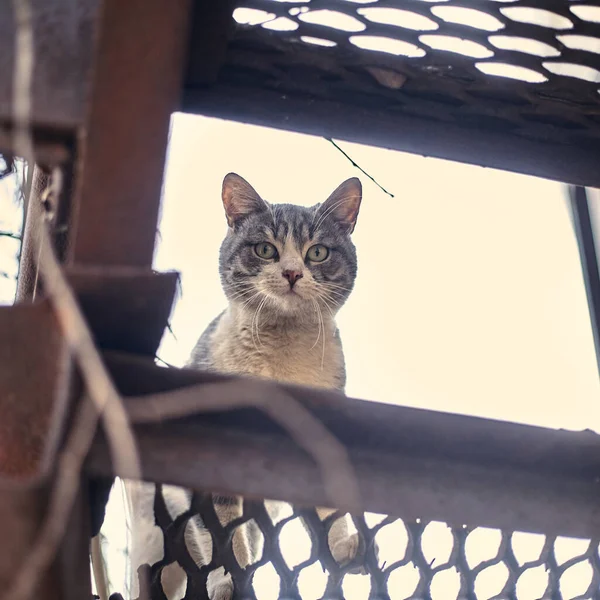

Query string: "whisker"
[[252, 295, 269, 349], [315, 300, 326, 370], [228, 288, 255, 301], [239, 290, 263, 312], [316, 298, 336, 320], [318, 287, 348, 299], [230, 289, 259, 303], [310, 299, 322, 351], [320, 282, 353, 292]]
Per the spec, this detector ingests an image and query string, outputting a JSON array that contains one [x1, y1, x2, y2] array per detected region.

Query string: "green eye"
[[254, 242, 277, 260], [306, 244, 329, 262]]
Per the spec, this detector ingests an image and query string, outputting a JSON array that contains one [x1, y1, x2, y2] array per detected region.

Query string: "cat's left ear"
[[317, 177, 362, 234], [222, 172, 269, 228]]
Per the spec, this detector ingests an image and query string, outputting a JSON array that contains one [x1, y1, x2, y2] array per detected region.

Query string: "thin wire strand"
[[325, 138, 394, 198]]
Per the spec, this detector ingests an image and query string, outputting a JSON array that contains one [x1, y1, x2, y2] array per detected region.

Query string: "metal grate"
[[182, 0, 600, 187], [227, 0, 600, 144], [119, 485, 600, 600]]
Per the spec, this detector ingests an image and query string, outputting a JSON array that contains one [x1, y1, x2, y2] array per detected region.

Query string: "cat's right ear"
[[222, 173, 268, 228]]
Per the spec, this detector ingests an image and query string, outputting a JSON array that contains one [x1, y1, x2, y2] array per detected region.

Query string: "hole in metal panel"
[[350, 35, 426, 57], [560, 560, 594, 599], [543, 62, 600, 83], [488, 35, 560, 57], [358, 7, 439, 30], [475, 61, 548, 82], [298, 9, 366, 32], [262, 17, 299, 31], [420, 34, 494, 58], [300, 36, 337, 47], [475, 562, 510, 599], [466, 527, 502, 569], [570, 4, 600, 24], [233, 7, 276, 26], [431, 6, 505, 31], [516, 566, 549, 600], [431, 568, 461, 600], [500, 7, 573, 30], [421, 521, 454, 566], [557, 34, 600, 54]]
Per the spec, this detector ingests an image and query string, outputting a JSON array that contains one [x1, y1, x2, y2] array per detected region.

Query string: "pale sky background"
[[155, 113, 600, 432], [1, 113, 599, 598]]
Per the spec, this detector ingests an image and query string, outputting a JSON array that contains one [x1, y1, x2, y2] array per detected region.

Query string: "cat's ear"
[[317, 177, 362, 234], [222, 173, 268, 227]]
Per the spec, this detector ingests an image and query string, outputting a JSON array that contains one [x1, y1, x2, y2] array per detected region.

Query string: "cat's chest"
[[211, 320, 344, 389]]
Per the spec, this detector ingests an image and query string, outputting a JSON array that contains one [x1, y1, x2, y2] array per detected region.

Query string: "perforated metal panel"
[[120, 487, 600, 600], [230, 0, 600, 141], [183, 0, 600, 186]]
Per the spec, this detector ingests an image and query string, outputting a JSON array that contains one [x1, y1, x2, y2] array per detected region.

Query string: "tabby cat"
[[127, 173, 364, 600]]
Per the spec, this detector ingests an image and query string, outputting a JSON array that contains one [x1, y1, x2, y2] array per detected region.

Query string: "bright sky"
[[156, 113, 600, 432], [1, 112, 598, 598]]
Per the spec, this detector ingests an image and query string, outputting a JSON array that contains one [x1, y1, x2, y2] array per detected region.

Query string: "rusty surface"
[[0, 488, 55, 595], [0, 301, 72, 486], [87, 351, 600, 539], [0, 0, 100, 130], [68, 0, 192, 268], [0, 128, 70, 168], [67, 267, 178, 356]]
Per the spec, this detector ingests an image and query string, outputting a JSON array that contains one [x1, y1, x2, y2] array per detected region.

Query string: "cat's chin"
[[268, 289, 316, 315]]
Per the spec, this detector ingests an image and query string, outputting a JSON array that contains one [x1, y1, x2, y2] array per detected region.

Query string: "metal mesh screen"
[[117, 485, 600, 600], [221, 0, 600, 146]]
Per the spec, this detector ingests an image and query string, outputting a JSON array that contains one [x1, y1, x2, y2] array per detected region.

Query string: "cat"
[[126, 173, 364, 600]]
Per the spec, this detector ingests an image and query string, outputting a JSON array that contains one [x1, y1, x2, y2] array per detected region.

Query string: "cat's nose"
[[282, 269, 303, 288]]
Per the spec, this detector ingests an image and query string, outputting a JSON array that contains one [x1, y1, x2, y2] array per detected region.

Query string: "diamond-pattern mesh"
[[118, 486, 600, 600], [222, 0, 600, 146]]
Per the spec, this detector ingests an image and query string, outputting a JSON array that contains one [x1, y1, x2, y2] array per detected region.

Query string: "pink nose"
[[282, 270, 303, 288]]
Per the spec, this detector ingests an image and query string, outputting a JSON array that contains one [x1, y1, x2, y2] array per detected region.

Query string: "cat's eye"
[[306, 244, 329, 262], [254, 242, 277, 260]]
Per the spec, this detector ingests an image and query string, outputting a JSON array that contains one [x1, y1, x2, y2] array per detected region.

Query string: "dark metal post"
[[568, 185, 600, 379]]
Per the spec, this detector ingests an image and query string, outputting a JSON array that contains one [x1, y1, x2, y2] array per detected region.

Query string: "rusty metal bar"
[[183, 85, 600, 189], [0, 301, 71, 485], [86, 352, 600, 540], [67, 0, 192, 268], [0, 0, 100, 130]]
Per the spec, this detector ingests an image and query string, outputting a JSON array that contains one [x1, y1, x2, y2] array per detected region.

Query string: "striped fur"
[[127, 174, 363, 600]]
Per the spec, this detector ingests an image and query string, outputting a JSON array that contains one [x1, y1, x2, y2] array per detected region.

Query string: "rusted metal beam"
[[87, 352, 600, 540], [67, 268, 179, 356], [0, 0, 100, 131], [0, 301, 71, 485], [0, 300, 88, 600], [67, 0, 192, 268], [183, 85, 600, 189]]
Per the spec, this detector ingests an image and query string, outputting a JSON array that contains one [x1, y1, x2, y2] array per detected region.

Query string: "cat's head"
[[219, 172, 361, 318]]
